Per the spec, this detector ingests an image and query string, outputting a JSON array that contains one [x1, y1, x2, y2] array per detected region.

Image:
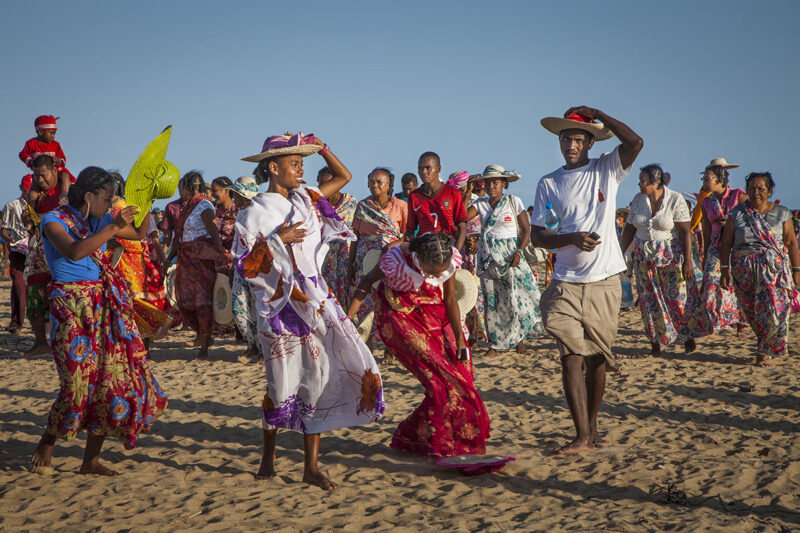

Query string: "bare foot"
[[79, 460, 119, 476], [184, 336, 199, 348], [684, 339, 696, 354], [485, 349, 500, 358], [302, 469, 337, 490], [257, 354, 264, 363], [650, 342, 662, 356], [736, 324, 747, 339], [516, 342, 528, 355], [754, 354, 773, 368], [21, 341, 50, 357], [31, 431, 56, 468], [193, 347, 209, 361], [555, 438, 595, 455], [255, 460, 276, 480]]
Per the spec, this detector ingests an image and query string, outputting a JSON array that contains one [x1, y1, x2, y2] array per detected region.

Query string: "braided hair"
[[409, 232, 453, 266]]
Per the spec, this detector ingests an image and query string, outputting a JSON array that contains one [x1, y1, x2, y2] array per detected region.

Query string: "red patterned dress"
[[374, 246, 490, 457]]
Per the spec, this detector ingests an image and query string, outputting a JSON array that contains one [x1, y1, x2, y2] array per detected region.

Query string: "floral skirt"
[[479, 241, 543, 350], [375, 283, 490, 457], [47, 281, 167, 448], [321, 239, 352, 309], [702, 240, 744, 331], [732, 247, 791, 356], [632, 238, 710, 345]]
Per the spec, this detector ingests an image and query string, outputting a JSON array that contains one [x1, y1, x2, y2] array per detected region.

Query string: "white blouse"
[[627, 187, 690, 242]]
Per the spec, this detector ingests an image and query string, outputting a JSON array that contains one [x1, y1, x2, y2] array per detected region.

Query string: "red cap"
[[34, 115, 59, 130], [564, 112, 597, 124], [21, 174, 33, 192]]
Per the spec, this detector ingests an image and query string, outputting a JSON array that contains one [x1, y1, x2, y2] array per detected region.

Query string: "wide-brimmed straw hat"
[[213, 273, 234, 325], [470, 164, 520, 183], [699, 157, 739, 174], [540, 112, 614, 141], [454, 269, 478, 315], [126, 126, 181, 226], [241, 132, 321, 162]]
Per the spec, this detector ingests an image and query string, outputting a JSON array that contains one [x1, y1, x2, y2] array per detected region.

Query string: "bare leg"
[[31, 430, 56, 467], [79, 435, 118, 476], [21, 317, 50, 357], [736, 323, 747, 339], [256, 428, 277, 479], [557, 354, 595, 454], [302, 433, 336, 490], [684, 338, 696, 353], [584, 355, 606, 446], [194, 334, 211, 360]]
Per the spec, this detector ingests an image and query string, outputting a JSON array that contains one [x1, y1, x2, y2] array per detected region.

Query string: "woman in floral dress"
[[699, 159, 747, 334], [467, 165, 543, 357], [619, 164, 709, 355], [720, 172, 800, 367], [30, 167, 167, 476]]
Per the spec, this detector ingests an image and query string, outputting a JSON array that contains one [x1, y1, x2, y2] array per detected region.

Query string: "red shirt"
[[19, 137, 74, 180], [406, 183, 467, 236]]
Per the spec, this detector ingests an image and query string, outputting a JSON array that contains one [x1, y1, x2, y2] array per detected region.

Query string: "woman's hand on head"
[[277, 221, 307, 244], [112, 206, 139, 232]]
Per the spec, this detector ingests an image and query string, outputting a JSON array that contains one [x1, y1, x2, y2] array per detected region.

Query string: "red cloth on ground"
[[406, 184, 467, 236]]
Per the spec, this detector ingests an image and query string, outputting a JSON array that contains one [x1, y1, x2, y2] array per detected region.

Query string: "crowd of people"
[[3, 108, 798, 487]]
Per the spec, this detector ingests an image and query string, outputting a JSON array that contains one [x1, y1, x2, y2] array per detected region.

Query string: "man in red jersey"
[[405, 151, 467, 250]]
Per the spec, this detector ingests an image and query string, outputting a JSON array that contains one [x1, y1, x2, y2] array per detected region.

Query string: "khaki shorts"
[[539, 276, 622, 367]]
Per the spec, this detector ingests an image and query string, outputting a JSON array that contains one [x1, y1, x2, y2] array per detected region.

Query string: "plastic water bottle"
[[543, 202, 560, 253]]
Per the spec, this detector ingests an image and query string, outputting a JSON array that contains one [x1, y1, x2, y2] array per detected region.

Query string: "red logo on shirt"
[[598, 189, 605, 202], [503, 214, 513, 223]]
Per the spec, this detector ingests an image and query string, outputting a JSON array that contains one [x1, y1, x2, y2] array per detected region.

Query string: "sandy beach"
[[0, 276, 798, 532]]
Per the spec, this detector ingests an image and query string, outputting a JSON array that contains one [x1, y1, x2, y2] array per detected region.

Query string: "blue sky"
[[1, 1, 798, 211]]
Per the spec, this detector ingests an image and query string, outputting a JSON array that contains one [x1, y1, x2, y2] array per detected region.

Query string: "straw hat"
[[242, 132, 321, 162], [125, 126, 181, 226], [356, 311, 374, 343], [454, 269, 478, 315], [540, 112, 614, 141], [699, 157, 739, 174], [470, 164, 520, 183], [213, 273, 234, 325]]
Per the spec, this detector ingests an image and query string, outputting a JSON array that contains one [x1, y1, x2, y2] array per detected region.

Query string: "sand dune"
[[0, 278, 798, 532]]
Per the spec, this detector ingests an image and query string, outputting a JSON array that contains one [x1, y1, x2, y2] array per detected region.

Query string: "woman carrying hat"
[[236, 133, 384, 489], [619, 164, 710, 356], [719, 172, 800, 367], [347, 232, 490, 457], [466, 165, 543, 357], [31, 166, 167, 476], [699, 158, 748, 335]]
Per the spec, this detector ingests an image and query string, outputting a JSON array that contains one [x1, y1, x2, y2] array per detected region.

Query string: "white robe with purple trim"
[[233, 187, 384, 433]]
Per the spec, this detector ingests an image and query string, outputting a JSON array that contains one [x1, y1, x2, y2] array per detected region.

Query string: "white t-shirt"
[[471, 195, 525, 239], [182, 199, 215, 242], [531, 146, 631, 283]]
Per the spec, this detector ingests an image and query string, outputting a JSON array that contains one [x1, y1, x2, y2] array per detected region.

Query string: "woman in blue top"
[[31, 167, 168, 476]]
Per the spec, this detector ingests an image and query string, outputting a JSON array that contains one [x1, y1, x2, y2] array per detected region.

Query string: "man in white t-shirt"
[[531, 106, 643, 454]]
